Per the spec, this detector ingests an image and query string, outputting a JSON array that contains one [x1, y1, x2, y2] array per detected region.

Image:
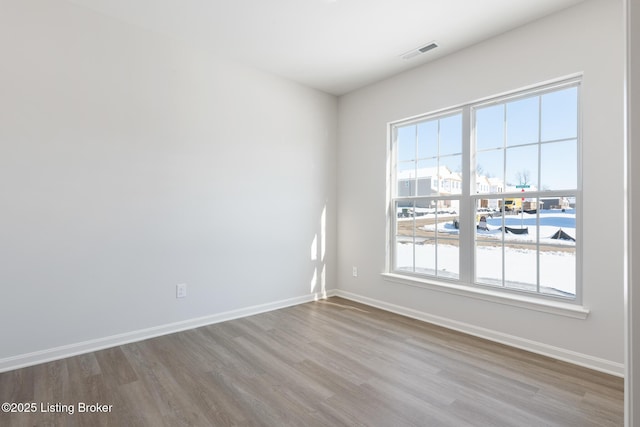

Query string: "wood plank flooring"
[[0, 297, 623, 426]]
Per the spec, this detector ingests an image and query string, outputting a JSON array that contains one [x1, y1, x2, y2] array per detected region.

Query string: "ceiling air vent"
[[401, 41, 438, 60]]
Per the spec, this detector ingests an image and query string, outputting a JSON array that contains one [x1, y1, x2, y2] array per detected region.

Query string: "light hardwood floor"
[[0, 297, 623, 426]]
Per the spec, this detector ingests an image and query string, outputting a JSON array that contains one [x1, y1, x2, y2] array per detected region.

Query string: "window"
[[390, 79, 580, 301], [394, 112, 463, 280]]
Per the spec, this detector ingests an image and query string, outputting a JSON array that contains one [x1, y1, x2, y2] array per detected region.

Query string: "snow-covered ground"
[[419, 209, 576, 244], [397, 209, 576, 296]]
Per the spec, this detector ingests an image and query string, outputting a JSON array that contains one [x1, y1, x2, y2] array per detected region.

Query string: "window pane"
[[417, 120, 438, 159], [476, 150, 503, 194], [476, 104, 504, 150], [476, 196, 501, 214], [440, 155, 462, 176], [440, 155, 462, 195], [397, 161, 416, 197], [396, 202, 415, 225], [395, 202, 415, 272], [415, 239, 436, 275], [475, 199, 542, 290], [475, 199, 504, 286], [414, 200, 435, 252], [435, 205, 459, 237], [541, 86, 578, 142], [440, 114, 462, 155], [395, 238, 414, 272], [504, 244, 537, 292], [539, 197, 576, 296], [540, 247, 576, 297], [436, 207, 459, 279], [506, 96, 539, 146], [414, 202, 435, 275], [397, 125, 416, 161], [506, 145, 538, 189], [437, 240, 459, 279], [476, 241, 502, 286], [540, 140, 577, 190], [416, 159, 438, 196], [502, 204, 536, 240]]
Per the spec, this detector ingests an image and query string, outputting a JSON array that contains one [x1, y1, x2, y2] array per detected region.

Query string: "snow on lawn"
[[475, 245, 575, 296], [396, 241, 575, 297]]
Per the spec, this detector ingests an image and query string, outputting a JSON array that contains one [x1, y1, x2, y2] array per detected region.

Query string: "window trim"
[[387, 76, 584, 308]]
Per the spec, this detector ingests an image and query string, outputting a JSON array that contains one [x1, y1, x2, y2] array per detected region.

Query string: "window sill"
[[381, 273, 589, 319]]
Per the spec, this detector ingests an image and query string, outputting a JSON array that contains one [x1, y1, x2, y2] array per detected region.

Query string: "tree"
[[515, 170, 531, 186]]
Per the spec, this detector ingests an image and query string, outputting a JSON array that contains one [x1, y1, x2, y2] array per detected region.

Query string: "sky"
[[396, 85, 578, 194]]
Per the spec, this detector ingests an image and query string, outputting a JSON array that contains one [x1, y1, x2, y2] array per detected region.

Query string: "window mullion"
[[412, 200, 417, 272], [459, 106, 473, 284], [537, 95, 543, 294]]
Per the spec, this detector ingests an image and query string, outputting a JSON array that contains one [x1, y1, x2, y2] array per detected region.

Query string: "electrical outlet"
[[176, 283, 187, 298], [352, 266, 358, 277]]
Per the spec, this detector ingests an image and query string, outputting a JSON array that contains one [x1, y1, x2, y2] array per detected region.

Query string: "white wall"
[[0, 0, 337, 366], [337, 0, 625, 374]]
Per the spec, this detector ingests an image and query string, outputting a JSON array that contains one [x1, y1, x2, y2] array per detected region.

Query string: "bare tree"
[[515, 170, 531, 186]]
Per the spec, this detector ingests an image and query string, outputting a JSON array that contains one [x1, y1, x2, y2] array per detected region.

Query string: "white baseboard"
[[0, 290, 337, 373], [334, 289, 624, 377], [2, 288, 621, 377]]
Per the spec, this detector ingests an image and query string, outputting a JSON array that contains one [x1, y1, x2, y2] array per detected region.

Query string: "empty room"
[[1, 0, 638, 425]]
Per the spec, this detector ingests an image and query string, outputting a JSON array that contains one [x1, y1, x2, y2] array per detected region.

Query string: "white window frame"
[[385, 77, 586, 318]]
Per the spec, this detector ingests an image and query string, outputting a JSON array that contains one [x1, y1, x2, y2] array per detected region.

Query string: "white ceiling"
[[66, 0, 585, 95]]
